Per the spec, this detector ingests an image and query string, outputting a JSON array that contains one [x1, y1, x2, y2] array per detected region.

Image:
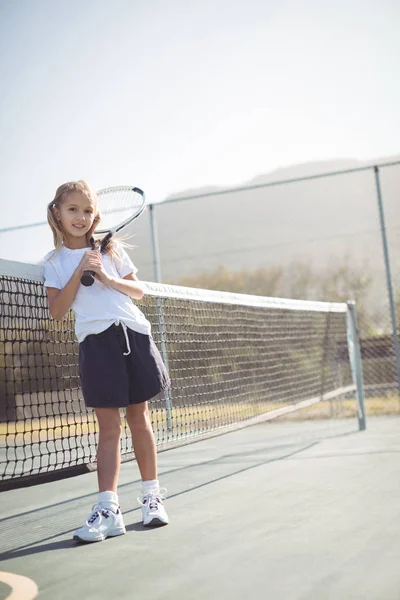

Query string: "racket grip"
[[81, 270, 95, 287]]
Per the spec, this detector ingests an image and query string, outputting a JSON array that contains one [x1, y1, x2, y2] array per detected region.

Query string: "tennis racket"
[[80, 186, 146, 286]]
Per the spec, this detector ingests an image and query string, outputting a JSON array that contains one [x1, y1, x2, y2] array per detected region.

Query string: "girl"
[[43, 180, 170, 543]]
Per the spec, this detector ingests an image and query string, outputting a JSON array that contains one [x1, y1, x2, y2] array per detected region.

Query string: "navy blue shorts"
[[79, 324, 171, 408]]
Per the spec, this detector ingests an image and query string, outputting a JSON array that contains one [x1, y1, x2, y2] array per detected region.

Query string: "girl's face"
[[57, 191, 96, 246]]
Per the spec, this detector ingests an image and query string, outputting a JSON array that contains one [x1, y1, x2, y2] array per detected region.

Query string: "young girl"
[[43, 180, 170, 543]]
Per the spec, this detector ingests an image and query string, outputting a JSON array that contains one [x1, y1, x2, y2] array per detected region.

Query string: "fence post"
[[148, 204, 172, 431], [346, 302, 367, 431], [149, 203, 161, 284], [374, 166, 400, 396]]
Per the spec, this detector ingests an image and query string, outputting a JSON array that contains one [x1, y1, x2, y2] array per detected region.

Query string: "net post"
[[155, 297, 173, 432], [346, 301, 367, 431]]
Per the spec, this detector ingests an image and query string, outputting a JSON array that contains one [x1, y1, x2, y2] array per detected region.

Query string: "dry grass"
[[364, 395, 400, 416], [276, 395, 400, 421], [1, 395, 398, 440]]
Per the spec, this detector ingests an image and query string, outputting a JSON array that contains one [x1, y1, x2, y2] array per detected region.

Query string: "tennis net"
[[0, 258, 364, 489]]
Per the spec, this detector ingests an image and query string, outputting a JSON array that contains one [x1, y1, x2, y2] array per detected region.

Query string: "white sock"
[[97, 491, 119, 512], [141, 479, 160, 496]]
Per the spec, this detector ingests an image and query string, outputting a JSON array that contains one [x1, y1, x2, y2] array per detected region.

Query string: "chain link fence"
[[129, 160, 400, 411]]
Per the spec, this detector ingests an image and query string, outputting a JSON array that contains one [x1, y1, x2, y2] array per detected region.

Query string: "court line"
[[0, 571, 38, 600]]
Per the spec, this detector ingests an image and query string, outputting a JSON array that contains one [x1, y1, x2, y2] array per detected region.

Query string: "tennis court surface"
[[1, 415, 399, 600]]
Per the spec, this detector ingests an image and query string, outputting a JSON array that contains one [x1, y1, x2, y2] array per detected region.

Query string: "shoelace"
[[137, 488, 167, 511], [86, 504, 112, 528]]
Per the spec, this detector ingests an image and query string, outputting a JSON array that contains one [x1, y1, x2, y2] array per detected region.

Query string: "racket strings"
[[96, 188, 144, 232]]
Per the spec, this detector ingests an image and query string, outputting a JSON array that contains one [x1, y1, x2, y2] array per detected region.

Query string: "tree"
[[177, 258, 377, 335]]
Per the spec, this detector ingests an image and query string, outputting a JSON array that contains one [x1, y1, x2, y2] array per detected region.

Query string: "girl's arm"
[[47, 270, 82, 321], [84, 251, 145, 300], [46, 250, 99, 320], [106, 272, 145, 300]]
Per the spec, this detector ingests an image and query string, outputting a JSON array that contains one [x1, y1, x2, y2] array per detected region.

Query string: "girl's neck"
[[63, 237, 90, 250]]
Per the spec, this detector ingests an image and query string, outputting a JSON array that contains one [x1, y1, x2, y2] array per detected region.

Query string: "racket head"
[[94, 186, 146, 234]]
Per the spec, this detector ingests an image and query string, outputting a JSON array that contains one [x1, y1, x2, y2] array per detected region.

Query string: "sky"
[[0, 0, 399, 263]]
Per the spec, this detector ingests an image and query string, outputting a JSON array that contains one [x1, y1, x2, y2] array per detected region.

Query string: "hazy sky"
[[0, 0, 399, 263]]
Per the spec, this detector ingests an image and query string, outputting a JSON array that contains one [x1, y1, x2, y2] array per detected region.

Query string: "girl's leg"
[[73, 407, 126, 542], [126, 401, 168, 526], [125, 402, 157, 481], [95, 407, 122, 493]]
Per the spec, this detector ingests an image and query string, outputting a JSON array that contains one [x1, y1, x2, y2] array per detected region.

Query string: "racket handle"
[[81, 270, 95, 287], [81, 233, 112, 286], [81, 236, 97, 286]]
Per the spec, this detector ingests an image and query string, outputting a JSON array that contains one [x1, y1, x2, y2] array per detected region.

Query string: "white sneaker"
[[73, 504, 126, 543], [138, 489, 169, 527]]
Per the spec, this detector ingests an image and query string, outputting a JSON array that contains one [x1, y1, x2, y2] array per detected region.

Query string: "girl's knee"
[[126, 404, 152, 431], [95, 408, 122, 439], [98, 422, 123, 441]]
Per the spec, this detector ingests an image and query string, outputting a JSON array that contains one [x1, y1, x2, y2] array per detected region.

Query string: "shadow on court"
[[1, 416, 399, 600]]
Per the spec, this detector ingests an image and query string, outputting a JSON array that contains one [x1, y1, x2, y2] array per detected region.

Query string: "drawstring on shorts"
[[115, 320, 131, 356]]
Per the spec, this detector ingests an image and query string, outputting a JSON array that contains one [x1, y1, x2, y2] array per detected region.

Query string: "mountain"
[[124, 156, 400, 294]]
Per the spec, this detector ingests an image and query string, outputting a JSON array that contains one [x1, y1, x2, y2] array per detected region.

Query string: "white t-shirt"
[[43, 243, 151, 342]]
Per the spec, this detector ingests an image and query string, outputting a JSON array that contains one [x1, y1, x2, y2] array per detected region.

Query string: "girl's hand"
[[77, 250, 112, 286]]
